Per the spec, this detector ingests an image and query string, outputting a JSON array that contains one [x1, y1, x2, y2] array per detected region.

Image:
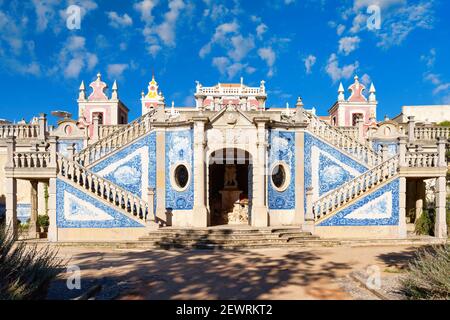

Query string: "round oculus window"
[[271, 164, 287, 190], [174, 164, 189, 189]]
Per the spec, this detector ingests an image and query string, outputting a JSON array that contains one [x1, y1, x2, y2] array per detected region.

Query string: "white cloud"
[[258, 47, 276, 77], [361, 73, 371, 86], [155, 0, 186, 46], [424, 72, 450, 98], [107, 64, 129, 78], [107, 11, 133, 28], [303, 55, 316, 74], [325, 53, 359, 82], [421, 48, 436, 68], [256, 23, 268, 39], [229, 35, 255, 62], [338, 36, 360, 55], [134, 0, 158, 22], [336, 24, 346, 36], [212, 56, 230, 75], [55, 35, 98, 79]]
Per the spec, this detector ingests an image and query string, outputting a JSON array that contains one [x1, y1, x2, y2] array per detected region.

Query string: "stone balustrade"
[[414, 127, 450, 141], [313, 155, 400, 221], [57, 154, 150, 222], [12, 151, 51, 168], [99, 125, 127, 139], [0, 125, 40, 139], [76, 110, 155, 166], [405, 152, 439, 168], [306, 113, 382, 167], [339, 126, 359, 140], [197, 86, 263, 95]]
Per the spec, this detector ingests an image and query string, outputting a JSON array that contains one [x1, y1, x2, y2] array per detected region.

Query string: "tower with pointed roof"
[[141, 73, 165, 115], [328, 75, 377, 128], [77, 73, 129, 138]]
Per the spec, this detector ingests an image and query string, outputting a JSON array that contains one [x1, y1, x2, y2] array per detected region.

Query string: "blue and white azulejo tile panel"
[[91, 132, 157, 199], [304, 132, 368, 201], [268, 130, 295, 210], [318, 179, 400, 226], [165, 129, 194, 210], [58, 139, 84, 157], [56, 179, 144, 228]]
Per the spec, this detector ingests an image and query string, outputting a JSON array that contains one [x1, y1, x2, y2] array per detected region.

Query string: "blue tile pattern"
[[91, 132, 157, 200], [268, 130, 295, 210], [304, 133, 368, 211], [373, 141, 398, 157], [165, 129, 194, 210], [58, 139, 84, 157], [318, 179, 400, 226], [56, 179, 144, 228]]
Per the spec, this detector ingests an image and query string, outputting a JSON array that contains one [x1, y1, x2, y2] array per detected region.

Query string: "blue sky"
[[0, 0, 449, 124]]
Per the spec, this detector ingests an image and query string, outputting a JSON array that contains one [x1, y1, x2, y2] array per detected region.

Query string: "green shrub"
[[0, 224, 64, 300], [37, 215, 49, 228], [400, 245, 450, 300], [438, 121, 450, 127], [415, 210, 435, 236]]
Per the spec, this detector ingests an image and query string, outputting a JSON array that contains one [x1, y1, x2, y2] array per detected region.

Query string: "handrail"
[[57, 153, 151, 222], [313, 155, 400, 221], [305, 112, 382, 167], [75, 109, 156, 166], [0, 124, 40, 139]]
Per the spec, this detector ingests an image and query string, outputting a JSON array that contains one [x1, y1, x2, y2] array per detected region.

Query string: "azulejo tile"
[[165, 129, 194, 210], [318, 179, 400, 226], [268, 130, 295, 210], [56, 179, 144, 228]]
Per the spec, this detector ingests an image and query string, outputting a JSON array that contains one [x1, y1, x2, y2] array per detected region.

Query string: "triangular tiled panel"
[[56, 179, 144, 228], [318, 179, 399, 226]]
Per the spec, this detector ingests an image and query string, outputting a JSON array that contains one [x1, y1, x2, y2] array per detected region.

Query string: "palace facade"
[[0, 74, 448, 242]]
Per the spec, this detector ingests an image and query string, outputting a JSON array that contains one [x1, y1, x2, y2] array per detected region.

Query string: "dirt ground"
[[45, 244, 424, 300]]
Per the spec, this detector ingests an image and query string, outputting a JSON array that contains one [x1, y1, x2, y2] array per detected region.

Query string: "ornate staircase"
[[75, 109, 156, 167], [313, 155, 399, 222], [57, 153, 152, 224], [305, 111, 382, 167]]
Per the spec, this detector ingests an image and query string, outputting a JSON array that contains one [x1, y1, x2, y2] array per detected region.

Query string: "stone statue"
[[224, 165, 237, 187]]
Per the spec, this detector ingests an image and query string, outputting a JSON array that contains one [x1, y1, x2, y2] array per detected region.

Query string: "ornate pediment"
[[209, 104, 255, 128]]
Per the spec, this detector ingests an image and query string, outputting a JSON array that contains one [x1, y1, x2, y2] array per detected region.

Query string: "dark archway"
[[208, 149, 253, 226]]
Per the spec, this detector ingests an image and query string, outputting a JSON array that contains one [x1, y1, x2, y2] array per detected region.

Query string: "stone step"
[[139, 233, 294, 241], [150, 227, 301, 236]]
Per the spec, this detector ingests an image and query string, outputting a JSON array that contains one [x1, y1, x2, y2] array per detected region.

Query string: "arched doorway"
[[208, 148, 253, 226]]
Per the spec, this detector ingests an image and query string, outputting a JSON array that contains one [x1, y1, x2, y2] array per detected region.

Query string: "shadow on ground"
[[47, 248, 351, 300]]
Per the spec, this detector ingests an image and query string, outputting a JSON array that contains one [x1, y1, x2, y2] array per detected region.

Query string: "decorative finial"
[[97, 72, 101, 80], [111, 80, 118, 100], [338, 82, 345, 101], [369, 82, 376, 102], [78, 81, 86, 100], [296, 97, 304, 108]]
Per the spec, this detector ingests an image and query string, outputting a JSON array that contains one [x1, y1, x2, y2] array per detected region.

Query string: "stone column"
[[407, 116, 415, 143], [381, 144, 389, 162], [357, 118, 365, 143], [437, 137, 447, 167], [192, 117, 209, 227], [154, 126, 167, 226], [435, 176, 448, 238], [303, 187, 315, 234], [415, 179, 426, 221], [38, 113, 47, 141], [67, 143, 76, 160], [47, 178, 57, 242], [398, 136, 407, 167], [252, 118, 269, 227], [398, 177, 407, 238], [28, 180, 39, 238], [294, 127, 305, 225], [147, 187, 155, 221], [48, 136, 58, 168], [92, 114, 100, 143], [5, 177, 17, 239]]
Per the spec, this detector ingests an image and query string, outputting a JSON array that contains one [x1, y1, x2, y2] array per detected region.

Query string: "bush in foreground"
[[400, 244, 450, 300], [0, 224, 63, 300]]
